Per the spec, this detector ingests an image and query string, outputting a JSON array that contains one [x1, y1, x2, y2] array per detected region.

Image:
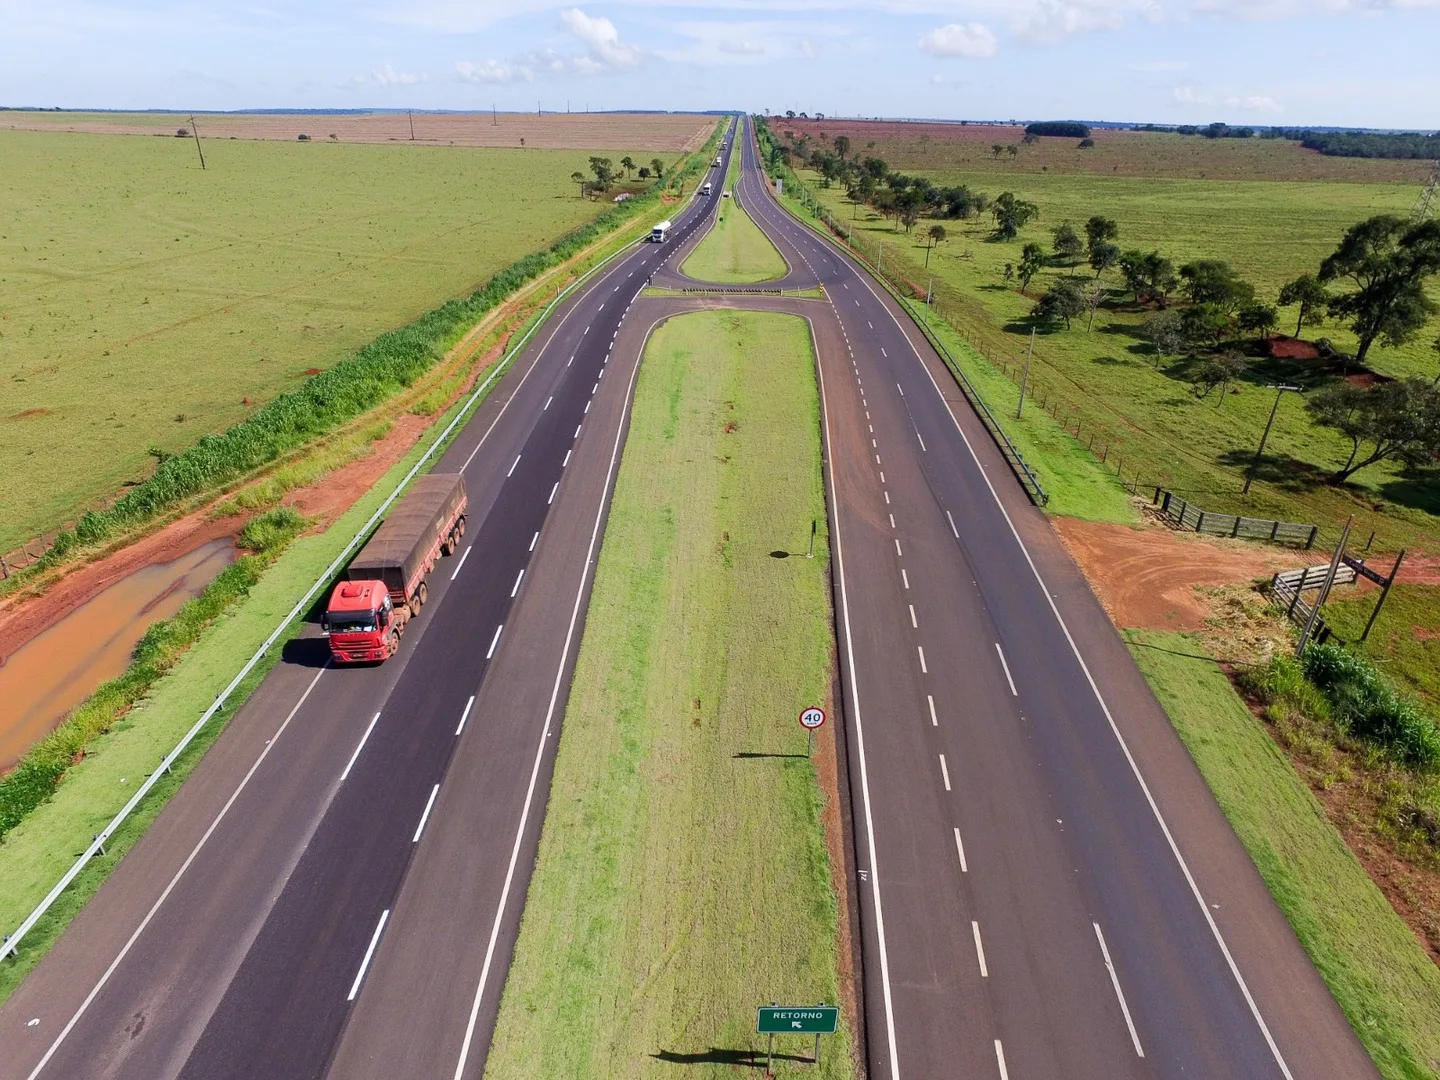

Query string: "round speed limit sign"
[[798, 707, 826, 731]]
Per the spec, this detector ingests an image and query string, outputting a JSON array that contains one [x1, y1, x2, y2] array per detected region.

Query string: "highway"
[[0, 112, 1380, 1080], [0, 121, 740, 1080]]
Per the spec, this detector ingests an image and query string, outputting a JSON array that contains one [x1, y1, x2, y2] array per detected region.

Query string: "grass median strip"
[[680, 188, 789, 284], [486, 309, 856, 1078], [1126, 628, 1440, 1080]]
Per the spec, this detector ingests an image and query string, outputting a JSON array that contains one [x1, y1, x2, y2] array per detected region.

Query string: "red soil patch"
[[1266, 337, 1321, 361], [9, 408, 53, 420], [283, 413, 430, 528], [1052, 517, 1300, 631]]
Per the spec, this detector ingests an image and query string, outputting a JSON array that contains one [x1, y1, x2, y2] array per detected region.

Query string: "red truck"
[[321, 473, 467, 663]]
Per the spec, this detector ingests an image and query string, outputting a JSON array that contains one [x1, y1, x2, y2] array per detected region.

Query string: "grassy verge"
[[485, 310, 856, 1078], [1126, 628, 1440, 1080], [679, 196, 789, 284], [1326, 584, 1440, 713], [896, 297, 1137, 523]]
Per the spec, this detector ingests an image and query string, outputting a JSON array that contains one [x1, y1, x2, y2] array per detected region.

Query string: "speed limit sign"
[[798, 707, 826, 730]]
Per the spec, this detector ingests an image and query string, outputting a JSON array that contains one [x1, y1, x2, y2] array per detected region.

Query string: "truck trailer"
[[322, 472, 467, 663]]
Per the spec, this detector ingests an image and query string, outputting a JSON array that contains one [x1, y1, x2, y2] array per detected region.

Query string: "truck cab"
[[702, 181, 713, 196], [322, 580, 401, 663], [651, 220, 671, 243]]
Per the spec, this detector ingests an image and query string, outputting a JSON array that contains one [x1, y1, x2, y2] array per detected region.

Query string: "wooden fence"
[[1155, 490, 1319, 548]]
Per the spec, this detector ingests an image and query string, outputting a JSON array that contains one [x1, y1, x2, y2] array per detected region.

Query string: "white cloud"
[[718, 38, 766, 54], [560, 8, 642, 70], [1225, 93, 1282, 111], [455, 58, 532, 83], [372, 64, 425, 86], [1131, 58, 1189, 71], [1172, 85, 1213, 104], [917, 21, 998, 57], [1009, 1, 1125, 44]]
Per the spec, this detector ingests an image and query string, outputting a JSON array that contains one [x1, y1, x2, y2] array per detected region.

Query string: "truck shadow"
[[281, 636, 332, 669]]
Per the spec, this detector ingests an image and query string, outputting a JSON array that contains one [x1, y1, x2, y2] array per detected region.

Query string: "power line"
[[1415, 159, 1439, 222]]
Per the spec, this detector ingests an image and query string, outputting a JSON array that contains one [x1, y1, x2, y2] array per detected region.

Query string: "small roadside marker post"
[[807, 519, 816, 559], [799, 707, 825, 756]]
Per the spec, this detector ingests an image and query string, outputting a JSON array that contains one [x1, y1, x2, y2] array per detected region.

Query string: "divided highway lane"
[[0, 119, 739, 1080], [734, 125, 1376, 1078]]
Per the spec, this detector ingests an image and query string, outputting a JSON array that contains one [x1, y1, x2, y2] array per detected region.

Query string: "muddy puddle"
[[0, 537, 235, 770]]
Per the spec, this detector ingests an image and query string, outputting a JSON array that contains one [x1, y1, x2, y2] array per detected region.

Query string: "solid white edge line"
[[1095, 922, 1146, 1058], [995, 1040, 1009, 1080], [486, 624, 504, 660], [449, 311, 656, 1080], [340, 711, 382, 782], [994, 642, 1018, 697], [412, 784, 440, 843], [810, 317, 903, 1080], [347, 909, 390, 1001], [450, 545, 473, 581], [455, 695, 475, 736], [510, 568, 525, 598], [23, 664, 329, 1080], [837, 215, 1295, 1080], [938, 752, 949, 790], [971, 920, 987, 977], [953, 827, 967, 872]]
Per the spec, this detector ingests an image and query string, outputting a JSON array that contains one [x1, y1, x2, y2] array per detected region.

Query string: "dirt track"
[[1052, 517, 1302, 631]]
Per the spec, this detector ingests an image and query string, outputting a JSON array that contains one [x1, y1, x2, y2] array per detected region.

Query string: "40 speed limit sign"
[[798, 707, 826, 730]]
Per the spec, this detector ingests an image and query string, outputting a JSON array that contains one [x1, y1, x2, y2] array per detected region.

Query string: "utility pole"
[[407, 110, 415, 140], [925, 277, 933, 325], [1296, 515, 1352, 658], [1017, 328, 1035, 418], [187, 115, 206, 170], [1243, 384, 1302, 495], [492, 103, 497, 126]]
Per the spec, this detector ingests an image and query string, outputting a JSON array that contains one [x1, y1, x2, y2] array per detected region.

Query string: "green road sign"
[[757, 1006, 838, 1035]]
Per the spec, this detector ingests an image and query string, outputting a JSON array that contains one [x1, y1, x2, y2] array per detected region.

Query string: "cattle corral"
[[3, 110, 714, 151]]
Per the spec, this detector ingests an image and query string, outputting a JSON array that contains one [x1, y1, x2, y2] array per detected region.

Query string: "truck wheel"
[[457, 515, 466, 537], [416, 581, 428, 609], [387, 630, 400, 657]]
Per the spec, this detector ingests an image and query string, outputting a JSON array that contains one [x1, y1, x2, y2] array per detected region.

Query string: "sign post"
[[798, 707, 825, 756], [758, 1003, 839, 1069]]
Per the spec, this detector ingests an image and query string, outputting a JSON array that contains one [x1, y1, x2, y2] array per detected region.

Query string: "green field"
[[485, 309, 856, 1078], [1326, 583, 1440, 712], [1127, 629, 1440, 1079], [680, 163, 788, 284], [799, 166, 1439, 553], [0, 129, 657, 551]]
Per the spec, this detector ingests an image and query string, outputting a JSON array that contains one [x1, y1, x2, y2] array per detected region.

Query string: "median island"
[[680, 193, 789, 284], [485, 309, 856, 1077]]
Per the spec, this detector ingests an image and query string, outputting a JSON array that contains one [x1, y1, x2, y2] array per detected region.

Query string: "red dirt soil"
[[1267, 337, 1322, 361], [1052, 517, 1301, 631]]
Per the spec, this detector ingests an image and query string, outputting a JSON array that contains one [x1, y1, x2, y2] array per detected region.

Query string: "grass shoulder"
[[485, 309, 856, 1078], [1126, 628, 1440, 1080]]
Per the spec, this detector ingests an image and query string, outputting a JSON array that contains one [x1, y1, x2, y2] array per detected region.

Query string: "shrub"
[[1301, 643, 1440, 770], [238, 507, 306, 555]]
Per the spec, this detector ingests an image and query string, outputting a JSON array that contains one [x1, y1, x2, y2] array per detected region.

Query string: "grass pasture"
[[1127, 629, 1440, 1080], [0, 128, 669, 551], [800, 167, 1440, 554], [485, 309, 856, 1079]]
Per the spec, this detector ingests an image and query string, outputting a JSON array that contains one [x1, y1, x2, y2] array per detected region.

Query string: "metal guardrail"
[[1156, 490, 1318, 548], [0, 215, 677, 965]]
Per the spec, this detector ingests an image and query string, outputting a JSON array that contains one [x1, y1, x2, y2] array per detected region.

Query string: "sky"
[[2, 0, 1439, 129]]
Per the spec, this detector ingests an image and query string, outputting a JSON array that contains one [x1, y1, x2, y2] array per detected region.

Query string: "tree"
[[1180, 303, 1232, 347], [650, 157, 665, 181], [1143, 310, 1184, 365], [1033, 279, 1088, 329], [1318, 215, 1440, 366], [1006, 144, 1019, 158], [1306, 378, 1440, 482], [620, 155, 635, 178], [1021, 132, 1039, 145], [991, 192, 1039, 241], [1089, 240, 1120, 279], [1002, 262, 1015, 284], [1192, 352, 1247, 401], [1018, 243, 1047, 294], [834, 134, 851, 157], [1277, 274, 1329, 338], [1237, 303, 1279, 339], [1078, 137, 1095, 149], [1119, 249, 1178, 305], [588, 156, 616, 190], [991, 143, 1005, 160], [925, 224, 947, 267], [1051, 222, 1084, 266], [637, 166, 651, 179], [570, 170, 587, 198], [785, 110, 796, 120], [1084, 281, 1108, 330], [1179, 259, 1255, 312], [1084, 215, 1119, 253]]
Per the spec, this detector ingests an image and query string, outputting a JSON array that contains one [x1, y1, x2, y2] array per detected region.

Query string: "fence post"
[[1231, 516, 1241, 538], [1196, 511, 1205, 532], [1306, 525, 1317, 550]]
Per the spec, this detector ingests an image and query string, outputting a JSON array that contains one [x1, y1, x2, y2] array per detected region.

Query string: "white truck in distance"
[[651, 220, 671, 243], [702, 181, 713, 196]]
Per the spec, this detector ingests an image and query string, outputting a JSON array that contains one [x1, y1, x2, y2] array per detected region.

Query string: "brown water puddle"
[[0, 538, 235, 770]]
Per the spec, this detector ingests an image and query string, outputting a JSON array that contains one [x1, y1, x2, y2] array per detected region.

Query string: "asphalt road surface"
[[0, 114, 1379, 1080]]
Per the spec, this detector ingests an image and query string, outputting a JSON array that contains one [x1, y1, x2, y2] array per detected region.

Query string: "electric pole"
[[1243, 384, 1302, 495], [1017, 329, 1035, 418], [187, 115, 206, 170], [408, 110, 415, 140]]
